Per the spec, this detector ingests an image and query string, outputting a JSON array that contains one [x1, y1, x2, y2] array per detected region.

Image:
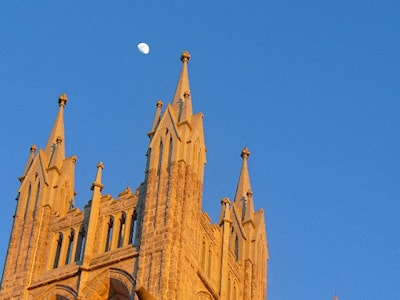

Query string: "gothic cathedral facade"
[[0, 51, 268, 300]]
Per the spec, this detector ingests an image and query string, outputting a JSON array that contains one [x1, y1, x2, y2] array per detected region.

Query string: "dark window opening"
[[53, 233, 63, 268]]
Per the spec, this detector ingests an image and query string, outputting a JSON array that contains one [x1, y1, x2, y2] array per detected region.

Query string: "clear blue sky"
[[0, 1, 399, 299]]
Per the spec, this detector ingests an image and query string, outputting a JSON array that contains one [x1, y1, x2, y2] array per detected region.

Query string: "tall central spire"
[[172, 51, 193, 123], [45, 94, 68, 161]]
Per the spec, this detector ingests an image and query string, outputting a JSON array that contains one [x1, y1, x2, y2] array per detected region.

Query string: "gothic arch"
[[81, 267, 135, 300], [197, 291, 213, 300], [41, 284, 78, 300], [109, 268, 135, 294]]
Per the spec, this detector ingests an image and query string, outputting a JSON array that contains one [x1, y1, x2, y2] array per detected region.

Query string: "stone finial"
[[30, 145, 37, 154], [58, 93, 68, 107], [91, 162, 105, 191], [221, 197, 231, 206], [180, 50, 191, 63], [220, 197, 232, 223], [156, 100, 164, 108], [241, 147, 251, 159]]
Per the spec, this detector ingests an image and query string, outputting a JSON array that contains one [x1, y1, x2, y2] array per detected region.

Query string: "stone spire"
[[172, 51, 192, 123], [45, 94, 68, 160], [234, 148, 255, 221]]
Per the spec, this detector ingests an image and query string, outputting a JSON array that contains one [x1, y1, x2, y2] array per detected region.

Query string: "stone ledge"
[[29, 264, 80, 290]]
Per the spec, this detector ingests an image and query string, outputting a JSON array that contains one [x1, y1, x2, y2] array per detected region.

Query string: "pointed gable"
[[148, 104, 181, 149], [19, 145, 37, 182], [148, 100, 164, 138]]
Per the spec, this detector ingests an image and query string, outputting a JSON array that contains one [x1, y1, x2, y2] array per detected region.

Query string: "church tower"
[[0, 51, 268, 299], [134, 50, 208, 298], [0, 94, 79, 299]]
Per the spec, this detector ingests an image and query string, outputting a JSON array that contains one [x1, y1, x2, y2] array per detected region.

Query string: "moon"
[[137, 42, 150, 55]]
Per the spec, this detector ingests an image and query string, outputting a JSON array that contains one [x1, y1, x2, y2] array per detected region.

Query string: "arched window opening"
[[75, 227, 86, 262], [53, 233, 63, 268], [167, 137, 173, 174], [108, 278, 130, 299], [234, 235, 239, 260], [129, 211, 137, 244], [105, 216, 114, 252], [33, 181, 40, 218], [157, 140, 163, 177], [23, 183, 32, 220], [118, 213, 126, 248], [65, 229, 75, 265], [229, 227, 234, 250]]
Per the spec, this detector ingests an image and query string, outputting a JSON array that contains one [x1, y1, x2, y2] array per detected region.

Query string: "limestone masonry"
[[0, 51, 269, 299]]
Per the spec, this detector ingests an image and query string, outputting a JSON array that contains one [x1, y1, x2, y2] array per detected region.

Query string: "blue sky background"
[[0, 1, 399, 299]]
